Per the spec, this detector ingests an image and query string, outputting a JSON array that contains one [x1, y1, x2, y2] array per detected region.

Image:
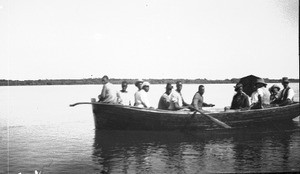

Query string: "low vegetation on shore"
[[0, 78, 298, 86]]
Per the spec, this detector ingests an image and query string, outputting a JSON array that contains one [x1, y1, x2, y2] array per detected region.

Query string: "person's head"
[[121, 81, 128, 92], [255, 78, 267, 88], [269, 84, 280, 95], [135, 79, 143, 90], [165, 83, 173, 95], [281, 77, 289, 88], [101, 75, 109, 84], [198, 85, 205, 95], [234, 83, 243, 94], [176, 81, 183, 92], [141, 81, 150, 92]]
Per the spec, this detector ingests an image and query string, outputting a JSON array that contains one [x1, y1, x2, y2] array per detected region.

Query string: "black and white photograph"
[[0, 0, 299, 173]]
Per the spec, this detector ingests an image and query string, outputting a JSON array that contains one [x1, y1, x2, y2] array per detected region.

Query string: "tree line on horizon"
[[0, 78, 299, 86]]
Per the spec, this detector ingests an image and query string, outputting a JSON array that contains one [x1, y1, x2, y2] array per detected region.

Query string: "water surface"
[[0, 83, 299, 173]]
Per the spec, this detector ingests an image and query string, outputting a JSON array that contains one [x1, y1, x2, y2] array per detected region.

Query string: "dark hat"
[[281, 77, 289, 83], [166, 83, 173, 90], [255, 78, 267, 85], [234, 83, 243, 89]]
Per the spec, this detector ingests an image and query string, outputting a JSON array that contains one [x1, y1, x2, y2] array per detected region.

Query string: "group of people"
[[98, 75, 295, 111], [229, 77, 295, 110], [98, 75, 214, 111]]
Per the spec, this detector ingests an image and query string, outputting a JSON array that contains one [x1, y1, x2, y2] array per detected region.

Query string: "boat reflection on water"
[[92, 121, 300, 173]]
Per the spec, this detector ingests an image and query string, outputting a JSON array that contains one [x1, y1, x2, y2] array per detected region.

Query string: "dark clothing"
[[277, 87, 293, 106], [270, 94, 280, 104], [230, 92, 250, 109], [158, 93, 170, 110]]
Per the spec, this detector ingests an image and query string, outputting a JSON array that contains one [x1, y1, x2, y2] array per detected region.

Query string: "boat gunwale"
[[92, 102, 300, 115]]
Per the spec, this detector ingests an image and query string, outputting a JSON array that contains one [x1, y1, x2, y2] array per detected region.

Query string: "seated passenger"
[[158, 83, 173, 110], [269, 84, 280, 104], [118, 80, 132, 105], [230, 83, 250, 110], [134, 79, 143, 106], [134, 81, 153, 108], [98, 75, 118, 103], [250, 78, 270, 109], [275, 77, 295, 106], [191, 85, 215, 111], [168, 81, 189, 110]]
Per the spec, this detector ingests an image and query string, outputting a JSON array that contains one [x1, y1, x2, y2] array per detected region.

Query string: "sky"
[[0, 0, 299, 80]]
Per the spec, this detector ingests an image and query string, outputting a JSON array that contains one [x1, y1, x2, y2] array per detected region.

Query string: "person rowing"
[[191, 85, 215, 111]]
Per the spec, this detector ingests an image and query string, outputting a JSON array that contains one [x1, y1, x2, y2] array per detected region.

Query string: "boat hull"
[[92, 102, 300, 131]]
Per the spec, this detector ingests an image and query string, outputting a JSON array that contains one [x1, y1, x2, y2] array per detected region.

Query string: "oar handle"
[[190, 105, 232, 129], [69, 102, 96, 107]]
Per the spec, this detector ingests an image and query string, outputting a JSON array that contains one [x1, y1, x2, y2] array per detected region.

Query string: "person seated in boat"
[[118, 80, 132, 105], [158, 83, 173, 110], [134, 79, 143, 106], [269, 84, 281, 104], [168, 81, 189, 110], [229, 83, 250, 110], [250, 78, 270, 109], [134, 81, 153, 109], [98, 75, 118, 103], [274, 77, 295, 106], [191, 85, 215, 111], [250, 85, 261, 109]]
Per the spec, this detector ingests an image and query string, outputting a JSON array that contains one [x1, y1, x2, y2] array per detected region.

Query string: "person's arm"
[[98, 85, 107, 101], [182, 98, 189, 106], [174, 102, 182, 110], [242, 95, 250, 110], [287, 88, 295, 101], [250, 94, 262, 109], [162, 95, 171, 108], [140, 92, 150, 108], [230, 96, 236, 109], [192, 94, 200, 110], [116, 91, 122, 104], [279, 99, 292, 106], [203, 102, 215, 107]]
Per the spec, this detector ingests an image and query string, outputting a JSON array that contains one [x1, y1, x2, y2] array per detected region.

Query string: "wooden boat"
[[87, 99, 300, 131]]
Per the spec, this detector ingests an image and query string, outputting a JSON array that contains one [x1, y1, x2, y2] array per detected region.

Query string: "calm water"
[[0, 83, 299, 173]]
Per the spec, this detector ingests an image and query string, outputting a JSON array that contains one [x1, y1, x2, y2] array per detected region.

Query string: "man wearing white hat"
[[134, 81, 152, 108]]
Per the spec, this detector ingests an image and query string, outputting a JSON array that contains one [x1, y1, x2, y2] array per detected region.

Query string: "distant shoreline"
[[0, 78, 299, 86]]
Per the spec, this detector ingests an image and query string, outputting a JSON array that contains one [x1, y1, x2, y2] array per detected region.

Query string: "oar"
[[69, 102, 96, 107], [190, 106, 232, 129]]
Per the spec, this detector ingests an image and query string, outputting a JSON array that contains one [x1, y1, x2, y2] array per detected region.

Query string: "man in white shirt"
[[276, 77, 295, 106], [168, 81, 189, 110], [134, 81, 152, 108], [250, 78, 270, 109], [98, 75, 118, 103]]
